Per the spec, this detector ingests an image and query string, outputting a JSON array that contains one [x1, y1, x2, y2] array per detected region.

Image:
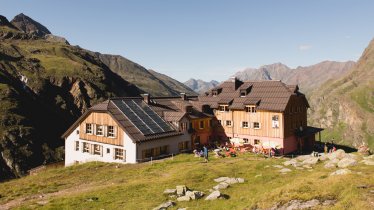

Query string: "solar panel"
[[112, 99, 174, 136]]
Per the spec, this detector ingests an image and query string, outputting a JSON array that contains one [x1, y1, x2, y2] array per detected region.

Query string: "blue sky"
[[1, 0, 373, 82]]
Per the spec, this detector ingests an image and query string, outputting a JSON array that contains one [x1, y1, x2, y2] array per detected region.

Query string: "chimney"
[[142, 93, 150, 104], [180, 92, 187, 100], [229, 76, 242, 90]]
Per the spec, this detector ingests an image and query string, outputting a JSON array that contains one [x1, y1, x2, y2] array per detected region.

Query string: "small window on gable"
[[85, 123, 93, 134], [96, 125, 104, 136], [240, 90, 246, 97], [107, 126, 116, 138], [219, 105, 229, 112], [212, 91, 218, 96]]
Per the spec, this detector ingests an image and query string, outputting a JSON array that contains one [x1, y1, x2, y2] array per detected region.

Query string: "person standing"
[[324, 142, 328, 154], [203, 145, 209, 163]]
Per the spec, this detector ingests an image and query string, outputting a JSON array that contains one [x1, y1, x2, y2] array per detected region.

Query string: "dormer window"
[[219, 105, 229, 112], [245, 106, 256, 113], [212, 91, 218, 96], [240, 90, 246, 97]]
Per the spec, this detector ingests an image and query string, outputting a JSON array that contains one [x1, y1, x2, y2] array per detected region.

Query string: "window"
[[226, 120, 232, 127], [254, 139, 261, 145], [107, 148, 110, 154], [114, 148, 124, 160], [245, 106, 256, 113], [180, 122, 187, 131], [242, 121, 249, 128], [218, 120, 222, 125], [240, 91, 246, 97], [212, 91, 218, 96], [219, 105, 229, 112], [96, 125, 104, 136], [199, 121, 204, 129], [107, 126, 116, 137], [93, 144, 101, 155], [75, 141, 79, 151], [253, 122, 260, 129], [83, 142, 90, 153], [85, 123, 93, 134], [272, 115, 279, 128], [178, 141, 189, 151], [243, 138, 249, 143]]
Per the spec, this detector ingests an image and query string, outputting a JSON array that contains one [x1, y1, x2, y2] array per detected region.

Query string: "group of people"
[[193, 145, 209, 163], [324, 139, 337, 154]]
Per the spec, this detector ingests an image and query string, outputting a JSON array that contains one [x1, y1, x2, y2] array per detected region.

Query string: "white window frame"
[[226, 120, 232, 127], [83, 142, 90, 153], [114, 148, 125, 161], [242, 121, 249, 128], [93, 144, 101, 156], [96, 124, 104, 136], [107, 125, 116, 138], [85, 123, 93, 134], [245, 106, 256, 113]]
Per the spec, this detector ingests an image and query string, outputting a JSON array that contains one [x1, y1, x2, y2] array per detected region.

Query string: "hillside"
[[0, 153, 373, 209], [309, 39, 374, 150], [234, 61, 355, 94], [184, 78, 219, 94], [97, 54, 195, 96]]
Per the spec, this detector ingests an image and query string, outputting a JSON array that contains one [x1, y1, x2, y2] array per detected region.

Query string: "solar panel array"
[[112, 99, 174, 135]]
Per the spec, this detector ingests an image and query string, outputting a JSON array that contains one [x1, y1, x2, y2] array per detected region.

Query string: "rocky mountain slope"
[[97, 54, 195, 96], [0, 13, 192, 180], [184, 79, 219, 94], [234, 61, 355, 94], [308, 39, 374, 150]]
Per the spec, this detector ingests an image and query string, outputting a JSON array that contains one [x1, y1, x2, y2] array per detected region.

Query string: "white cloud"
[[298, 44, 312, 51]]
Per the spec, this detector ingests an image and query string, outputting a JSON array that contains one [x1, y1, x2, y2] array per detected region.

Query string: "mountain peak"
[[11, 13, 51, 37], [0, 15, 17, 29]]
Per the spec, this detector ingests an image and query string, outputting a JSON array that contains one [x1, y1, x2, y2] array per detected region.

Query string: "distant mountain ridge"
[[308, 39, 374, 150], [184, 79, 219, 94], [10, 13, 51, 37], [234, 61, 355, 93]]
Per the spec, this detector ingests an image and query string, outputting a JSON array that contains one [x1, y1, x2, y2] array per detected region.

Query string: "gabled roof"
[[199, 79, 307, 112]]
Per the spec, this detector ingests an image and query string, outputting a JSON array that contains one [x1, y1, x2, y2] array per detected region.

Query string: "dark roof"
[[63, 95, 210, 142], [198, 79, 307, 112]]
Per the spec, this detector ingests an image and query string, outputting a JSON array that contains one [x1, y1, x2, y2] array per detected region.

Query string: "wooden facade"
[[190, 117, 212, 146], [79, 112, 124, 146]]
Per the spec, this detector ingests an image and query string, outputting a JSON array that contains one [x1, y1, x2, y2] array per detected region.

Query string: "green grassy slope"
[[0, 154, 373, 209], [309, 39, 374, 150]]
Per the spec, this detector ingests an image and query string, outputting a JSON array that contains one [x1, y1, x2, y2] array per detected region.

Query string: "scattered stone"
[[153, 201, 175, 210], [236, 178, 245, 183], [299, 199, 320, 209], [86, 197, 99, 202], [361, 160, 374, 166], [214, 177, 229, 183], [291, 161, 304, 168], [36, 200, 49, 205], [279, 168, 292, 173], [184, 190, 204, 200], [330, 169, 352, 176], [273, 165, 284, 169], [264, 165, 270, 168], [163, 189, 177, 195], [176, 185, 187, 196], [255, 174, 262, 178], [324, 162, 336, 169], [307, 169, 314, 172], [205, 190, 221, 200], [177, 208, 187, 210], [295, 167, 304, 170], [337, 158, 357, 168], [357, 185, 368, 189], [169, 195, 176, 199], [177, 195, 191, 202], [302, 165, 312, 169], [328, 149, 347, 160], [283, 159, 298, 166], [213, 182, 229, 190], [225, 178, 239, 185], [322, 200, 337, 206], [296, 155, 311, 161], [302, 157, 319, 165]]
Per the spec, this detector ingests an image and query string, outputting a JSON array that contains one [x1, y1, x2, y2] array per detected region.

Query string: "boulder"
[[272, 165, 284, 169], [302, 165, 312, 169], [184, 190, 204, 200], [214, 177, 229, 183], [279, 168, 292, 173], [177, 196, 191, 202], [302, 157, 319, 165], [361, 160, 374, 166], [224, 178, 239, 185], [324, 162, 336, 169], [283, 159, 298, 166], [296, 155, 312, 161], [328, 149, 347, 160], [337, 158, 357, 168], [319, 154, 329, 161], [163, 189, 176, 195], [236, 178, 245, 183], [176, 185, 187, 196], [330, 169, 352, 176], [213, 182, 229, 190], [205, 190, 221, 200], [153, 201, 175, 210]]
